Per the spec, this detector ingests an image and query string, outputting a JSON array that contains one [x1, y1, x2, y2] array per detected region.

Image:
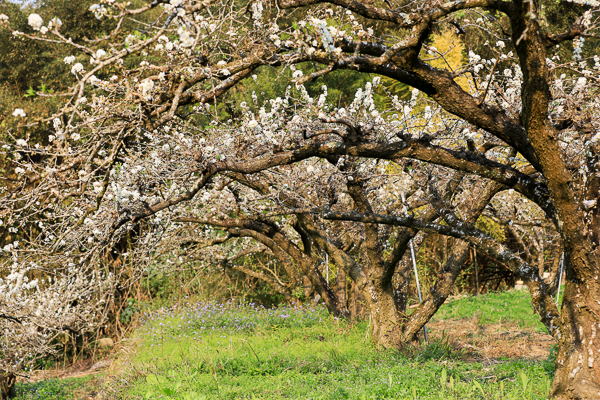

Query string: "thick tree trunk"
[[550, 146, 600, 396], [0, 373, 16, 400], [344, 178, 405, 347], [363, 279, 404, 347], [508, 0, 600, 396], [551, 275, 600, 399]]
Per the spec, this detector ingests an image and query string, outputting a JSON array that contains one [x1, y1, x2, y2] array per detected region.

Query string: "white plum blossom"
[[89, 4, 108, 20], [48, 17, 62, 30], [63, 55, 76, 64], [139, 78, 154, 98], [424, 106, 432, 120], [583, 199, 597, 209], [251, 1, 263, 25], [88, 75, 101, 85], [71, 63, 84, 75], [12, 109, 26, 118], [177, 27, 194, 47], [582, 10, 592, 27], [28, 14, 43, 30], [0, 260, 114, 377]]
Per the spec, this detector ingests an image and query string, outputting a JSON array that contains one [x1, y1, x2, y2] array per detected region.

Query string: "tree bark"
[[365, 279, 405, 347], [0, 373, 16, 400], [507, 0, 600, 396], [551, 272, 600, 399]]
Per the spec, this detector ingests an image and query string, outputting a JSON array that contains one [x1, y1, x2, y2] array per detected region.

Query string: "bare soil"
[[427, 318, 555, 361]]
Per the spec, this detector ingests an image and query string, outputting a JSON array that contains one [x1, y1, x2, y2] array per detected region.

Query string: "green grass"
[[103, 297, 555, 399], [14, 376, 96, 399], [432, 290, 550, 331]]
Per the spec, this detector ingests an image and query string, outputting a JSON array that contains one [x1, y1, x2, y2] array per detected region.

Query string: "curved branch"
[[0, 314, 22, 324], [222, 259, 294, 301], [106, 134, 553, 243], [327, 52, 540, 169], [315, 140, 553, 219]]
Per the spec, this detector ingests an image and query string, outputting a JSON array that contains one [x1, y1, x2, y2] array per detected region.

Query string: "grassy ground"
[[15, 290, 557, 399], [431, 289, 547, 330], [14, 375, 99, 399]]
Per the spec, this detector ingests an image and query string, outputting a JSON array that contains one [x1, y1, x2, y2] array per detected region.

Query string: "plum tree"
[[0, 0, 599, 397]]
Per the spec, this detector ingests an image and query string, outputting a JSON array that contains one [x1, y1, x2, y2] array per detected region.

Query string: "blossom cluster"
[[0, 261, 113, 375]]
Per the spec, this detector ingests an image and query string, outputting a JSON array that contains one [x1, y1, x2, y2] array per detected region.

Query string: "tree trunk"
[[363, 279, 404, 347], [551, 274, 600, 399], [334, 266, 348, 310], [0, 373, 16, 400], [550, 145, 600, 396], [351, 281, 358, 320]]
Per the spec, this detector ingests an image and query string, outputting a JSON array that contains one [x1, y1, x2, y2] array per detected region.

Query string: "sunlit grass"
[[104, 297, 554, 399], [432, 289, 550, 331]]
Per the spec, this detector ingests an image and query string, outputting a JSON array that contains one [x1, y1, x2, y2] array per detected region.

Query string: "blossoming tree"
[[1, 0, 600, 397], [0, 265, 112, 399]]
